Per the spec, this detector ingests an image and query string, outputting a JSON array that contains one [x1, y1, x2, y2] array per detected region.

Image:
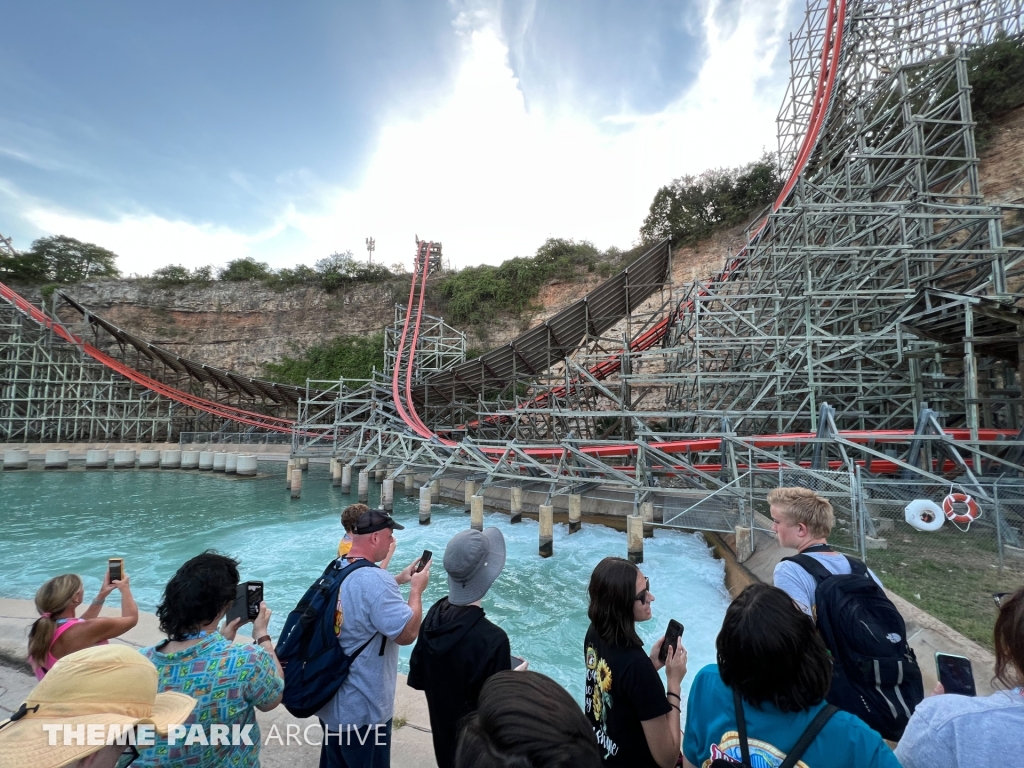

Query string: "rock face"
[[12, 107, 1023, 379]]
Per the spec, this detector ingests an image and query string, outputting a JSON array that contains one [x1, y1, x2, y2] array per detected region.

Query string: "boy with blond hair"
[[769, 486, 882, 617]]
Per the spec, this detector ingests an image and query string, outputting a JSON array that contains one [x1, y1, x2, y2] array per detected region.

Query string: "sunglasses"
[[116, 744, 140, 768], [635, 577, 651, 604], [993, 592, 1012, 608]]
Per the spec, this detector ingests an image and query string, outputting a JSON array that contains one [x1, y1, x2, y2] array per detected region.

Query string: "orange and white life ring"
[[942, 493, 981, 528]]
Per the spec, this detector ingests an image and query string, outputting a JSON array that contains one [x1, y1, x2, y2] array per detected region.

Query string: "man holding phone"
[[317, 504, 430, 768], [408, 527, 522, 768]]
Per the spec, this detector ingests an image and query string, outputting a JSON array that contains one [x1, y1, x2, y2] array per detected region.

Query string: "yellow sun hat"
[[0, 644, 196, 768]]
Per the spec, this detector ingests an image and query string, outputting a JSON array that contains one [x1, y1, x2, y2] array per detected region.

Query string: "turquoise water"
[[0, 462, 730, 709]]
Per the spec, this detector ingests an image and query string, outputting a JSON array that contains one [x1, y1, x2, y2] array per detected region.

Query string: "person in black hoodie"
[[407, 527, 524, 768]]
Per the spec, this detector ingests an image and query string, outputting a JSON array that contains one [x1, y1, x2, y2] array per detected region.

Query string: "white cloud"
[[11, 0, 795, 275]]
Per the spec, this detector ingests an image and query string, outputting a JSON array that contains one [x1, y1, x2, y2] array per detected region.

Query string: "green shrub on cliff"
[[263, 332, 385, 385]]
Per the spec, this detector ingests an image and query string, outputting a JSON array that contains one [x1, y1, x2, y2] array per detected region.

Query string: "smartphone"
[[226, 581, 264, 625], [935, 652, 975, 696], [510, 655, 525, 668], [659, 619, 684, 663], [415, 550, 432, 573], [108, 558, 124, 583]]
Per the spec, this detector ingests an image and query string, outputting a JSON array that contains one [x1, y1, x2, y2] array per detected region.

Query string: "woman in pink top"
[[28, 568, 139, 678]]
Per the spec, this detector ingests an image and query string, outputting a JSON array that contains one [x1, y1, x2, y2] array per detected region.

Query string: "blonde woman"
[[27, 569, 139, 679]]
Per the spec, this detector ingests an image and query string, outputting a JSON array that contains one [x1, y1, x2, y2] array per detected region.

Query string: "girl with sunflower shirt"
[[584, 557, 687, 768]]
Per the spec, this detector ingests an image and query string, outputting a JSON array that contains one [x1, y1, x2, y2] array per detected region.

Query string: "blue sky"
[[0, 1, 799, 275]]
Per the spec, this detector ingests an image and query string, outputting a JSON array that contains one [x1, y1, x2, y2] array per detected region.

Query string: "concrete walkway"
[[0, 599, 437, 768]]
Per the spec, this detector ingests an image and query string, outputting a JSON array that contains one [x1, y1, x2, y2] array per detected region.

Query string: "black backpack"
[[709, 687, 838, 768], [783, 551, 923, 740], [275, 558, 380, 718]]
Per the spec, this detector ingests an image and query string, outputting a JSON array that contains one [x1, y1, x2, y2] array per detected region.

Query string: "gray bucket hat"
[[444, 528, 506, 606]]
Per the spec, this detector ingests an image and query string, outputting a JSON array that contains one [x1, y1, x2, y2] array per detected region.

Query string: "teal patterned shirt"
[[138, 634, 284, 767]]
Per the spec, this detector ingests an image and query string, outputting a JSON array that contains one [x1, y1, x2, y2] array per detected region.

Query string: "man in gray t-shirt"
[[768, 487, 882, 617], [317, 505, 430, 768]]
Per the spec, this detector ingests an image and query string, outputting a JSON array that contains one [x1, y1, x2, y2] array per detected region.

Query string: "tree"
[[0, 235, 121, 283], [219, 257, 271, 282]]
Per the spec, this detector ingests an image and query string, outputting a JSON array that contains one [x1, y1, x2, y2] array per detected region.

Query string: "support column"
[[374, 466, 386, 483], [627, 515, 644, 564], [290, 467, 302, 500], [405, 475, 414, 496], [641, 501, 654, 538], [285, 459, 295, 489], [332, 459, 342, 488], [383, 476, 394, 512], [470, 495, 484, 531], [341, 464, 352, 493], [419, 484, 432, 525], [510, 486, 523, 524], [358, 470, 369, 503], [464, 480, 476, 513], [568, 494, 581, 534], [224, 453, 238, 474], [299, 457, 309, 471], [430, 479, 440, 503], [539, 504, 553, 558]]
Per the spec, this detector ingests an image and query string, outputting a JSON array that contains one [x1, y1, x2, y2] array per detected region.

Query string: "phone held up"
[[226, 581, 264, 626], [659, 619, 684, 663], [415, 550, 432, 573], [935, 652, 976, 697], [107, 558, 124, 583], [510, 655, 525, 669]]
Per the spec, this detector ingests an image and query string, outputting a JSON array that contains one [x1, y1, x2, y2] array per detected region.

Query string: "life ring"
[[942, 493, 981, 527], [904, 499, 944, 532]]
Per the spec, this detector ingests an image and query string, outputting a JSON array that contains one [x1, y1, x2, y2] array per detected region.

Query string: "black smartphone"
[[108, 558, 124, 583], [226, 581, 264, 625], [415, 550, 432, 573], [936, 652, 975, 696], [659, 619, 684, 663], [510, 655, 525, 668]]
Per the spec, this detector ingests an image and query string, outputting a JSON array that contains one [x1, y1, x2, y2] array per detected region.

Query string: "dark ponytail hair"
[[455, 670, 601, 768], [994, 586, 1024, 689], [587, 557, 643, 648]]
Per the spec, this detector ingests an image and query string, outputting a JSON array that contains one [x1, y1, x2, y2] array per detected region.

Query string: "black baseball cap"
[[352, 508, 406, 534]]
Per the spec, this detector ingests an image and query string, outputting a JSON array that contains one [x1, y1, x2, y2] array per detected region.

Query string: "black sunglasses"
[[635, 577, 651, 604], [116, 743, 140, 768]]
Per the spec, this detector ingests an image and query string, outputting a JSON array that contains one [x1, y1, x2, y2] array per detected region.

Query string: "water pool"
[[0, 462, 730, 709]]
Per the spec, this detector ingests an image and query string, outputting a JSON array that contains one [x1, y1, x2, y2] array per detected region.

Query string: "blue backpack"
[[275, 558, 378, 718]]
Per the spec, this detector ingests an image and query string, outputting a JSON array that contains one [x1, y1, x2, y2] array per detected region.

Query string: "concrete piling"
[[627, 514, 644, 564], [236, 454, 258, 477], [358, 470, 369, 503], [419, 484, 431, 525], [641, 501, 655, 538], [430, 479, 440, 503], [298, 457, 309, 471], [374, 466, 385, 483], [464, 480, 476, 513], [290, 467, 302, 499], [332, 460, 342, 488], [113, 449, 136, 469], [510, 486, 523, 524], [404, 474, 414, 495], [341, 464, 352, 493], [138, 449, 160, 469], [568, 494, 582, 534], [224, 453, 238, 474], [285, 459, 295, 488], [180, 450, 200, 470], [160, 449, 181, 469], [86, 449, 109, 470], [198, 451, 214, 471], [539, 504, 553, 558], [3, 448, 29, 470], [470, 495, 484, 531], [44, 449, 69, 470], [383, 476, 394, 512], [212, 452, 227, 472]]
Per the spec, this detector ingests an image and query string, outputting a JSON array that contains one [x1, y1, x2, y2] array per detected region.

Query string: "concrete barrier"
[[113, 450, 136, 469], [236, 455, 258, 477], [138, 450, 160, 469], [3, 449, 29, 470], [44, 449, 69, 470], [86, 449, 109, 469], [212, 452, 227, 472], [198, 451, 214, 471], [160, 449, 182, 469], [224, 453, 238, 474], [180, 451, 200, 470]]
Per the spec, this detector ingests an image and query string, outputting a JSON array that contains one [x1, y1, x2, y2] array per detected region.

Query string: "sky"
[[0, 1, 802, 276]]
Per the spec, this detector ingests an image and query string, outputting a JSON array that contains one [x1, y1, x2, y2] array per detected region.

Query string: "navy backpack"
[[275, 558, 378, 718]]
